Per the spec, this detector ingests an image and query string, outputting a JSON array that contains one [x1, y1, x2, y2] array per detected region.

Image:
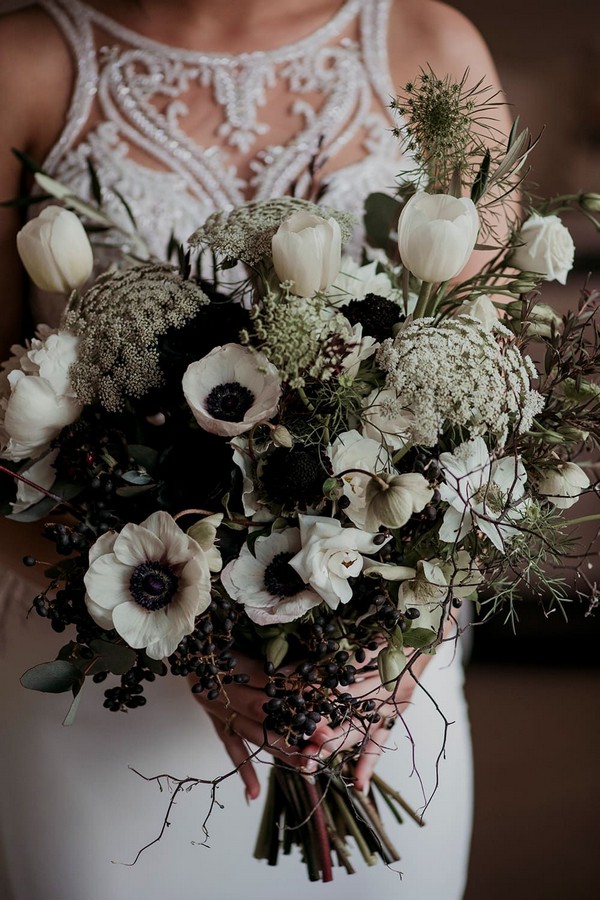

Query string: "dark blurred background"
[[451, 3, 600, 897]]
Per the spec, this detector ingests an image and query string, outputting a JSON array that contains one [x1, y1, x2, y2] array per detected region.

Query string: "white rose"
[[16, 206, 94, 294], [2, 370, 80, 462], [397, 192, 479, 283], [27, 331, 80, 397], [271, 211, 342, 297], [511, 213, 575, 285], [289, 514, 390, 610], [536, 462, 590, 509]]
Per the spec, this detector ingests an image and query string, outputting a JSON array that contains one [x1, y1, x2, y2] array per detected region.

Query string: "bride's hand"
[[188, 648, 431, 799]]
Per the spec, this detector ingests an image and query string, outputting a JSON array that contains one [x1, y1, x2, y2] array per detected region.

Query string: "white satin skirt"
[[0, 567, 473, 900]]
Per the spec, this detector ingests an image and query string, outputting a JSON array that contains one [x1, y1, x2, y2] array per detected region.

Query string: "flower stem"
[[0, 463, 83, 517], [413, 281, 434, 319]]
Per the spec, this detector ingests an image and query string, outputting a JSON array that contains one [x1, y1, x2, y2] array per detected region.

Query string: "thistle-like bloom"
[[182, 343, 281, 437], [221, 528, 322, 625], [397, 192, 479, 283], [438, 437, 528, 551], [84, 511, 212, 659]]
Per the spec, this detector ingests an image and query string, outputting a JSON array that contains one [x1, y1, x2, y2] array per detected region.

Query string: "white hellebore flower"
[[338, 322, 378, 381], [271, 211, 342, 297], [362, 387, 413, 452], [182, 343, 281, 437], [16, 206, 94, 294], [438, 437, 527, 552], [84, 511, 212, 660], [399, 552, 482, 634], [364, 471, 434, 531], [511, 213, 575, 285], [0, 331, 81, 462], [222, 528, 322, 625], [325, 257, 397, 306], [289, 514, 391, 610], [397, 192, 479, 283], [330, 430, 391, 528], [536, 462, 590, 510]]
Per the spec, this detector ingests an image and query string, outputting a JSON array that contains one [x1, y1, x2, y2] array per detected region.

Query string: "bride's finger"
[[206, 711, 261, 800]]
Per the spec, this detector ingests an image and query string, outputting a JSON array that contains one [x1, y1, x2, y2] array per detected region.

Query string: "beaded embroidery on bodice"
[[34, 0, 412, 323]]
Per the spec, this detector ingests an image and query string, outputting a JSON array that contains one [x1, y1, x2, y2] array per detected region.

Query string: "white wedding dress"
[[0, 2, 473, 898]]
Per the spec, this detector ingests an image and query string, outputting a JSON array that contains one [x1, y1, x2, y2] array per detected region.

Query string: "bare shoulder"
[[388, 0, 501, 88], [0, 4, 74, 161]]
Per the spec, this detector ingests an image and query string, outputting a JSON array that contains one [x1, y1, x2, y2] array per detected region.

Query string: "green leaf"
[[112, 187, 138, 228], [11, 147, 45, 174], [121, 469, 154, 485], [266, 634, 289, 669], [90, 639, 137, 675], [363, 192, 401, 250], [116, 483, 155, 498], [62, 681, 86, 727], [471, 149, 491, 203], [402, 627, 437, 650], [86, 158, 103, 207], [127, 445, 159, 474], [21, 660, 84, 693]]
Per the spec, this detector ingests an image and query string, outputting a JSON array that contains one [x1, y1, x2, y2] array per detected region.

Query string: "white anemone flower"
[[182, 343, 281, 437], [438, 437, 528, 551], [84, 511, 212, 659], [289, 514, 391, 610], [339, 322, 378, 381], [221, 528, 322, 625]]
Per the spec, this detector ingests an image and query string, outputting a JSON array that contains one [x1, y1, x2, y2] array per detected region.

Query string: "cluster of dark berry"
[[101, 662, 166, 712], [260, 652, 383, 746], [179, 596, 251, 699]]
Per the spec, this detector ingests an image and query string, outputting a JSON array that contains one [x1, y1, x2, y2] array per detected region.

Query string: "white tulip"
[[16, 206, 93, 294], [397, 192, 479, 283], [536, 462, 590, 509], [511, 214, 575, 285], [271, 211, 342, 297]]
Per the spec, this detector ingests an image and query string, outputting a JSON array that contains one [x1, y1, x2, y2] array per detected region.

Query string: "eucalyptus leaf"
[[127, 445, 159, 473], [90, 639, 137, 675], [21, 660, 84, 693], [116, 484, 155, 498], [62, 681, 86, 727], [121, 470, 154, 486]]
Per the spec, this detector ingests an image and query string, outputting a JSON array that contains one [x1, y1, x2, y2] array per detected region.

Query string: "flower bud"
[[579, 192, 600, 213], [526, 303, 563, 339], [397, 192, 479, 283], [364, 472, 434, 531], [16, 206, 94, 294], [271, 211, 342, 297], [561, 378, 600, 403], [266, 634, 289, 669], [271, 424, 293, 448], [506, 277, 542, 295], [377, 646, 406, 689], [511, 213, 575, 285]]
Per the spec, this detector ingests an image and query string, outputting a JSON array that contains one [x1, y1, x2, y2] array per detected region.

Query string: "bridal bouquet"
[[2, 71, 599, 881]]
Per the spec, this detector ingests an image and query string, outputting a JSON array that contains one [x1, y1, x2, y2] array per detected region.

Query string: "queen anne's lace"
[[376, 316, 545, 447]]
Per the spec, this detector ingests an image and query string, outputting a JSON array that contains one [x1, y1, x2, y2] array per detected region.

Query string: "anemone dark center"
[[205, 382, 255, 422], [129, 561, 179, 611], [263, 551, 306, 599]]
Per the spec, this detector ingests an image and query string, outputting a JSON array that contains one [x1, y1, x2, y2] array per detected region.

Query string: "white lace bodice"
[[34, 0, 413, 322]]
